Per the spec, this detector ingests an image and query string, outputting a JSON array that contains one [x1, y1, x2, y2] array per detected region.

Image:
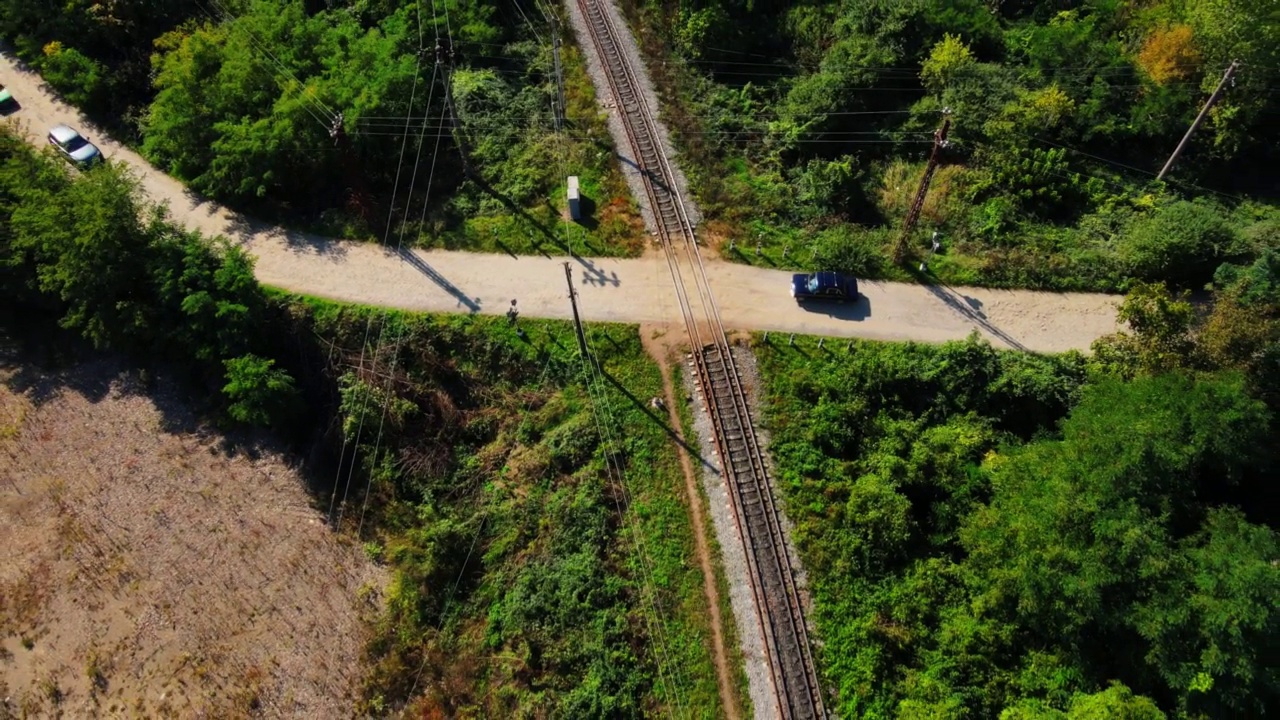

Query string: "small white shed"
[[567, 176, 581, 220]]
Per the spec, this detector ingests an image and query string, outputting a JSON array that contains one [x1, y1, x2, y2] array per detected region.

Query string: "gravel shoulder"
[[0, 50, 1118, 353], [562, 0, 702, 233]]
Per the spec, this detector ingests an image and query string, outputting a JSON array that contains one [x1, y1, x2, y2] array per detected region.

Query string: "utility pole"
[[1157, 60, 1239, 181], [551, 20, 567, 131], [432, 38, 474, 177], [894, 110, 951, 264], [564, 263, 589, 358]]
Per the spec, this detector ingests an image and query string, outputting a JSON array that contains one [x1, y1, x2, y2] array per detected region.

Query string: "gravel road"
[[0, 50, 1120, 353]]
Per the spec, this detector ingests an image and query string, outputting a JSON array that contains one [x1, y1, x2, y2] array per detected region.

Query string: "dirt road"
[[0, 51, 1119, 353]]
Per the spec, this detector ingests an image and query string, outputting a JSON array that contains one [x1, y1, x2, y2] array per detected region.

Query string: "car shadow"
[[796, 294, 872, 321]]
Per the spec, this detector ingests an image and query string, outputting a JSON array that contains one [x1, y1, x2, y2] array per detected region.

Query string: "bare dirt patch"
[[640, 324, 744, 720], [0, 352, 384, 718]]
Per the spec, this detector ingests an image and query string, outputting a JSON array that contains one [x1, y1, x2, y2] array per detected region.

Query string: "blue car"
[[791, 271, 858, 303]]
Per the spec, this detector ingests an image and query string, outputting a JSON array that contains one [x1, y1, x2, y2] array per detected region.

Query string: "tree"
[[1091, 281, 1196, 377], [921, 33, 976, 89], [1065, 683, 1165, 719], [1136, 26, 1200, 86], [222, 354, 299, 426], [7, 161, 158, 350], [960, 374, 1270, 710], [1130, 509, 1280, 715]]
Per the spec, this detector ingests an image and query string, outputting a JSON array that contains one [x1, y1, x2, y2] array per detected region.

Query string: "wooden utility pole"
[[1157, 60, 1239, 181], [564, 263, 589, 358], [895, 111, 951, 264]]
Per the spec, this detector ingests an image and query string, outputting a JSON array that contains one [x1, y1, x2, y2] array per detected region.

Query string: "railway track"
[[573, 0, 826, 717]]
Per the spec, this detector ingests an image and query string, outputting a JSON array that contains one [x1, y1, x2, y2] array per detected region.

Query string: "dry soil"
[[0, 350, 384, 719]]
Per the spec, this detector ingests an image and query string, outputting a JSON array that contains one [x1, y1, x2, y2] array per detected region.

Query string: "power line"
[[331, 33, 433, 531]]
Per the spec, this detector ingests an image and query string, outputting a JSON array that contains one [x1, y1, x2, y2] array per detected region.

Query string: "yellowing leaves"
[[1026, 85, 1075, 127], [921, 33, 976, 89], [1137, 25, 1200, 85]]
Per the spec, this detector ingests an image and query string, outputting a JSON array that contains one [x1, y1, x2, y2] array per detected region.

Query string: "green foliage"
[[38, 42, 108, 112], [293, 306, 729, 716], [644, 0, 1278, 291], [758, 332, 1278, 717], [921, 33, 976, 89], [1091, 281, 1197, 377], [337, 372, 417, 442], [0, 124, 291, 425], [1117, 200, 1241, 286], [1214, 249, 1280, 306], [222, 354, 299, 426], [1064, 684, 1166, 719]]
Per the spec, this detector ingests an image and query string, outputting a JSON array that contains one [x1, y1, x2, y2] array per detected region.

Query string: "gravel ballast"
[[562, 0, 703, 235], [681, 342, 822, 718]]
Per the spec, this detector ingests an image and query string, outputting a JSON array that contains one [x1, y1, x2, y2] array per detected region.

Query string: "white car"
[[48, 124, 102, 167]]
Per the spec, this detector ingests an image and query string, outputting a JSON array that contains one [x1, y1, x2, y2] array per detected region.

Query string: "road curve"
[[1, 50, 1119, 353]]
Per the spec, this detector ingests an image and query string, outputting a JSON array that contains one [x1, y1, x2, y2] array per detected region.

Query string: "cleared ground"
[[0, 350, 384, 718]]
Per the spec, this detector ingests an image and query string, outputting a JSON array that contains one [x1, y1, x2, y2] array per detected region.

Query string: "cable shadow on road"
[[924, 283, 1027, 351], [592, 356, 718, 474], [396, 247, 481, 313]]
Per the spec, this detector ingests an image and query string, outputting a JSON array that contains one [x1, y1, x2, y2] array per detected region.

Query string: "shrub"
[[921, 34, 977, 89], [223, 354, 300, 427], [811, 227, 888, 277], [39, 42, 107, 112], [1117, 199, 1240, 286]]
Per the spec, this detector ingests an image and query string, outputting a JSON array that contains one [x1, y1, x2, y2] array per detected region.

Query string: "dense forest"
[[0, 123, 736, 716], [758, 269, 1280, 717], [632, 0, 1280, 290], [0, 0, 640, 255]]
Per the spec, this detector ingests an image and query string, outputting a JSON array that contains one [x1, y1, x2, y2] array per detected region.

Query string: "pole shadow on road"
[[396, 247, 482, 313], [924, 283, 1027, 351], [796, 294, 872, 321]]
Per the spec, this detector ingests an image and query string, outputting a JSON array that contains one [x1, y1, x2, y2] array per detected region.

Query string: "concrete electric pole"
[[563, 263, 589, 358], [1157, 60, 1239, 181]]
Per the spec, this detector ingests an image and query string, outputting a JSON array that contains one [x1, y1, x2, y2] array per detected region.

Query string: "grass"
[[420, 37, 645, 259], [287, 296, 726, 715], [669, 361, 754, 717]]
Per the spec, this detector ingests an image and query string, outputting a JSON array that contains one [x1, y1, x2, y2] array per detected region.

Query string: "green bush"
[[1117, 199, 1241, 286], [222, 354, 300, 427], [38, 42, 108, 112]]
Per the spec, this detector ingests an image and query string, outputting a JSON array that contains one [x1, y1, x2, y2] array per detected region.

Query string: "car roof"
[[49, 124, 81, 142]]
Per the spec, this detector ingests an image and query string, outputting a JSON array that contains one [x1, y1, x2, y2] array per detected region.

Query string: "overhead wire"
[[355, 59, 448, 536], [197, 0, 338, 127], [330, 9, 433, 530]]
